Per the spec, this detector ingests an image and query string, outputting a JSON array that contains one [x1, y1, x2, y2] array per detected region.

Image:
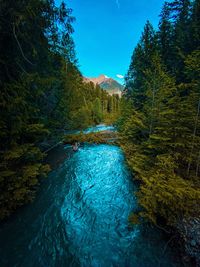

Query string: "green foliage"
[[129, 213, 141, 225], [92, 98, 103, 124], [120, 0, 200, 227], [0, 0, 121, 219], [137, 155, 200, 225], [71, 106, 92, 129], [0, 0, 76, 219]]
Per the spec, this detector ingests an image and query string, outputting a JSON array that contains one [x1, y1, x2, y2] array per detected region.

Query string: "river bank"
[[0, 125, 187, 266]]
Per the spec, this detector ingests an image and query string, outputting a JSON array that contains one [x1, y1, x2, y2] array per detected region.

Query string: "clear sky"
[[59, 0, 166, 84]]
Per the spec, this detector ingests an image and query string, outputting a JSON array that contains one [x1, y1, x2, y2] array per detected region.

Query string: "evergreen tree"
[[158, 2, 174, 70], [92, 98, 103, 124], [189, 0, 200, 51], [120, 0, 200, 226], [0, 0, 76, 219], [125, 21, 157, 108]]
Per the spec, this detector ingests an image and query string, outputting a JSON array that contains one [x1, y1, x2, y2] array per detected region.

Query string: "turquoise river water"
[[0, 125, 182, 267]]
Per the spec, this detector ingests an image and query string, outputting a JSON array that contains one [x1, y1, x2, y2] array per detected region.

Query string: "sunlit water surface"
[[65, 124, 115, 135], [0, 126, 181, 267], [83, 124, 116, 133]]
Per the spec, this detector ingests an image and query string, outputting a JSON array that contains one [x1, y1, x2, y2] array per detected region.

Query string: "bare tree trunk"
[[13, 24, 35, 66], [187, 98, 200, 176], [195, 150, 200, 177]]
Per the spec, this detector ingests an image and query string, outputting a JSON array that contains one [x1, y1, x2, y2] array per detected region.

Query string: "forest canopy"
[[0, 0, 119, 220], [118, 0, 200, 226]]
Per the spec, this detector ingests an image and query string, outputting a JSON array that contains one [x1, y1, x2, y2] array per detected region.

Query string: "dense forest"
[[119, 0, 200, 227], [1, 0, 200, 265], [1, 0, 200, 238], [0, 0, 119, 220]]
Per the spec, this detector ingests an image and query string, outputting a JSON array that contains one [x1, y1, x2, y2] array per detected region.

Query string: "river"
[[0, 125, 182, 267]]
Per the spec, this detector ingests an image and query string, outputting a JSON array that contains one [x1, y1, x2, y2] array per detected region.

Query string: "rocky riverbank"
[[176, 217, 200, 266]]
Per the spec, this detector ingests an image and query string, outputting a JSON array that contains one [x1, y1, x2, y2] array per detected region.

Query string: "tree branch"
[[12, 24, 35, 66]]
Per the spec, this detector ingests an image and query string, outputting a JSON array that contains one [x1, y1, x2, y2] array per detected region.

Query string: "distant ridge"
[[84, 75, 124, 97]]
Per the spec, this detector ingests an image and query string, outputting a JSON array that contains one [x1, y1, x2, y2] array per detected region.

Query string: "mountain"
[[84, 75, 124, 97]]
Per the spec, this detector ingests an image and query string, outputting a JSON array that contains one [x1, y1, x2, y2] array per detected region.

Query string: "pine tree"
[[189, 0, 200, 51], [158, 2, 174, 70], [125, 21, 157, 108], [119, 0, 200, 226], [0, 0, 76, 219]]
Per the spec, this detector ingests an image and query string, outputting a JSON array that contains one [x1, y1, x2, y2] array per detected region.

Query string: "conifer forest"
[[0, 0, 200, 266]]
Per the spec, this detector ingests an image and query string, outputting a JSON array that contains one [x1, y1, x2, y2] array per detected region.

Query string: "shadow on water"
[[0, 125, 182, 267]]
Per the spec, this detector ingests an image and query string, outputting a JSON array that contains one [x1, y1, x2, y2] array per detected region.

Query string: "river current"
[[0, 125, 181, 267]]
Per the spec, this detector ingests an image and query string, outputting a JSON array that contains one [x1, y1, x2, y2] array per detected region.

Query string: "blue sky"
[[60, 0, 166, 84]]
